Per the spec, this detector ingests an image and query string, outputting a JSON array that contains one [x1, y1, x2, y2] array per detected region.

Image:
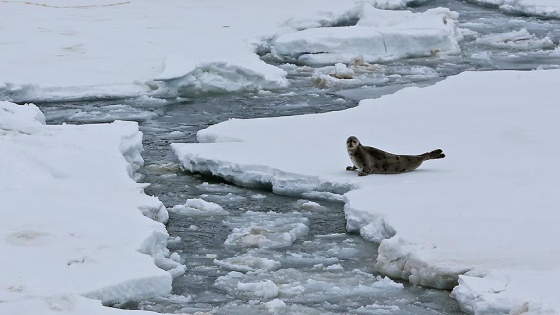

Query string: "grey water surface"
[[38, 1, 560, 314]]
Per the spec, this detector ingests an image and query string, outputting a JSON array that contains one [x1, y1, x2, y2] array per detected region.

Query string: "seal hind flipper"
[[420, 149, 445, 161]]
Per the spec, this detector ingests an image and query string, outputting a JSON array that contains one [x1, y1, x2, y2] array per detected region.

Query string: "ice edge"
[[171, 144, 471, 290]]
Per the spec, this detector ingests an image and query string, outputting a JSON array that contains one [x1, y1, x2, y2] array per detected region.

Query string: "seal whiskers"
[[346, 136, 445, 176]]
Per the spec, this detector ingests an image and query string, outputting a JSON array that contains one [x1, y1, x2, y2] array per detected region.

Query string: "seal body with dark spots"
[[346, 136, 445, 176]]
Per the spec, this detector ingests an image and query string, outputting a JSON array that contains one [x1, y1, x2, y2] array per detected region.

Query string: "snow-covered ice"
[[470, 0, 560, 19], [173, 69, 560, 313], [1, 0, 463, 102], [0, 101, 184, 314], [4, 0, 560, 313], [271, 6, 462, 65]]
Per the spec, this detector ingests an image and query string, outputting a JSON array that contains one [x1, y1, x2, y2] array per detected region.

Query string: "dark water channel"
[[37, 0, 560, 314]]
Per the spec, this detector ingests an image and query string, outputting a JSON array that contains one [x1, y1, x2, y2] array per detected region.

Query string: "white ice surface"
[[0, 101, 184, 315], [2, 0, 462, 102], [173, 69, 560, 313], [470, 0, 560, 19], [271, 6, 462, 65]]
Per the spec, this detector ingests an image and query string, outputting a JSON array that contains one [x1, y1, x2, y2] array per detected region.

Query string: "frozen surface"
[[470, 0, 560, 18], [1, 0, 463, 102], [173, 69, 560, 313], [0, 101, 185, 315], [270, 6, 462, 65]]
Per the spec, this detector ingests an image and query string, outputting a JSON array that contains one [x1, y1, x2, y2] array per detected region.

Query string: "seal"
[[346, 136, 445, 176]]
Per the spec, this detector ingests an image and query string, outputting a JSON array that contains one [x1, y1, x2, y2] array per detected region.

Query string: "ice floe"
[[297, 199, 328, 211], [169, 198, 229, 216], [214, 268, 404, 302], [1, 0, 465, 102], [200, 192, 247, 204], [475, 29, 554, 50], [470, 0, 560, 19], [270, 6, 462, 65], [173, 69, 560, 313], [0, 101, 185, 314], [66, 105, 160, 123], [223, 211, 309, 249], [214, 255, 282, 272]]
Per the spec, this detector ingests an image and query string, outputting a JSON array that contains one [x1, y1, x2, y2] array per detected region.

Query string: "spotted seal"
[[346, 136, 445, 176]]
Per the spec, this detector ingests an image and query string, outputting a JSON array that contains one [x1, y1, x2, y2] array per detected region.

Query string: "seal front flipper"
[[358, 166, 371, 176], [346, 166, 357, 171]]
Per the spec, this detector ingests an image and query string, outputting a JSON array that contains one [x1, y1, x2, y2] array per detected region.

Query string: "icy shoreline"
[[0, 101, 184, 314], [173, 69, 560, 314]]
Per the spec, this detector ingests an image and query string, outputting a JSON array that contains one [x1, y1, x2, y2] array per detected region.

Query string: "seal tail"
[[420, 149, 445, 161]]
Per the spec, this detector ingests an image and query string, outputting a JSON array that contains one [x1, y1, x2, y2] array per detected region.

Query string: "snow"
[[1, 0, 462, 102], [470, 0, 560, 19], [0, 101, 184, 315], [0, 294, 164, 315], [173, 69, 560, 313]]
